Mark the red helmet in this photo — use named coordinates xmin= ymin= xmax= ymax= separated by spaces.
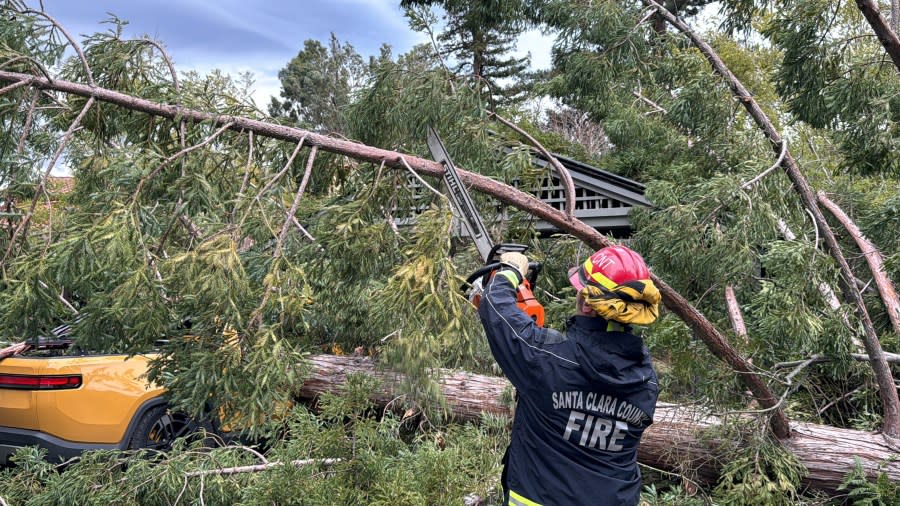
xmin=568 ymin=245 xmax=650 ymax=291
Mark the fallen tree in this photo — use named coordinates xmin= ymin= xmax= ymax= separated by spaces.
xmin=297 ymin=354 xmax=900 ymax=493
xmin=0 ymin=68 xmax=790 ymax=437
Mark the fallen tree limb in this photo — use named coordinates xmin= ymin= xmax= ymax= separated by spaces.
xmin=854 ymin=0 xmax=900 ymax=72
xmin=0 ymin=68 xmax=788 ymax=437
xmin=818 ymin=191 xmax=900 ymax=337
xmin=0 ymin=341 xmax=30 ymax=360
xmin=489 ymin=111 xmax=577 ymax=220
xmin=297 ymin=354 xmax=900 ymax=492
xmin=184 ymin=458 xmax=341 ymax=478
xmin=774 ymin=352 xmax=900 ymax=369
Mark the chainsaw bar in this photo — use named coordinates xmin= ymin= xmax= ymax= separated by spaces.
xmin=426 ymin=126 xmax=494 ymax=262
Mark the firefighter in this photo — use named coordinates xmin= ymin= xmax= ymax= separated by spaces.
xmin=478 ymin=245 xmax=661 ymax=506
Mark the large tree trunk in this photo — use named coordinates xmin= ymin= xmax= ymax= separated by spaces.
xmin=297 ymin=354 xmax=900 ymax=493
xmin=0 ymin=69 xmax=789 ymax=437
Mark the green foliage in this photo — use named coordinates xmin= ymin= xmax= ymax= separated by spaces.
xmin=3 ymin=1 xmax=900 ymax=501
xmin=0 ymin=384 xmax=508 ymax=505
xmin=713 ymin=428 xmax=807 ymax=505
xmin=836 ymin=457 xmax=900 ymax=506
xmin=765 ymin=0 xmax=900 ymax=175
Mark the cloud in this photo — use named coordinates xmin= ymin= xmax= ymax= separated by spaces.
xmin=34 ymin=1 xmax=544 ymax=108
xmin=514 ymin=29 xmax=555 ymax=70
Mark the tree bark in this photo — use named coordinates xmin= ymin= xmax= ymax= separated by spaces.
xmin=854 ymin=0 xmax=900 ymax=72
xmin=818 ymin=192 xmax=900 ymax=337
xmin=0 ymin=69 xmax=790 ymax=438
xmin=297 ymin=354 xmax=900 ymax=493
xmin=894 ymin=0 xmax=900 ymax=34
xmin=0 ymin=341 xmax=30 ymax=360
xmin=644 ymin=0 xmax=900 ymax=440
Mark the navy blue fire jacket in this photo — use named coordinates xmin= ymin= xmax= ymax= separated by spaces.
xmin=478 ymin=273 xmax=659 ymax=506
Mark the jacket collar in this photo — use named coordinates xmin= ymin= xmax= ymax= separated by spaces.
xmin=569 ymin=315 xmax=645 ymax=358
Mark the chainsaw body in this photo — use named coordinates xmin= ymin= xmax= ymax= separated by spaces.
xmin=465 ymin=244 xmax=545 ymax=327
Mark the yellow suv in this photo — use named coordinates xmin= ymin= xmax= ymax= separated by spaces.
xmin=0 ymin=335 xmax=204 ymax=464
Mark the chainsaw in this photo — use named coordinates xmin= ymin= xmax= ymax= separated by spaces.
xmin=426 ymin=126 xmax=545 ymax=327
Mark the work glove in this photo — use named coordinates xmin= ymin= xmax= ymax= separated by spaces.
xmin=498 ymin=252 xmax=529 ymax=287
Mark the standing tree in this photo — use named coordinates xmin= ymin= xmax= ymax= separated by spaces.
xmin=402 ymin=0 xmax=532 ymax=105
xmin=268 ymin=34 xmax=366 ymax=134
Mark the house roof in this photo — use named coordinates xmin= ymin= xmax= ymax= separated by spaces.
xmin=519 ymin=150 xmax=651 ymax=235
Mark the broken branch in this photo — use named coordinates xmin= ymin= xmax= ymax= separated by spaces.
xmin=489 ymin=111 xmax=577 ymax=220
xmin=724 ymin=285 xmax=749 ymax=346
xmin=184 ymin=458 xmax=341 ymax=478
xmin=818 ymin=191 xmax=900 ymax=336
xmin=275 ymin=146 xmax=318 ymax=255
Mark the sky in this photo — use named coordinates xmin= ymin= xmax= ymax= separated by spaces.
xmin=35 ymin=0 xmax=553 ymax=108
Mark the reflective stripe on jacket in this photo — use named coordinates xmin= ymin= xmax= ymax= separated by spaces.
xmin=478 ymin=275 xmax=659 ymax=506
xmin=509 ymin=489 xmax=542 ymax=505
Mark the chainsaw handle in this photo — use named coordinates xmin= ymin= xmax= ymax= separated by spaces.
xmin=463 ymin=262 xmax=501 ymax=292
xmin=462 ymin=261 xmax=541 ymax=292
xmin=526 ymin=261 xmax=541 ymax=287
